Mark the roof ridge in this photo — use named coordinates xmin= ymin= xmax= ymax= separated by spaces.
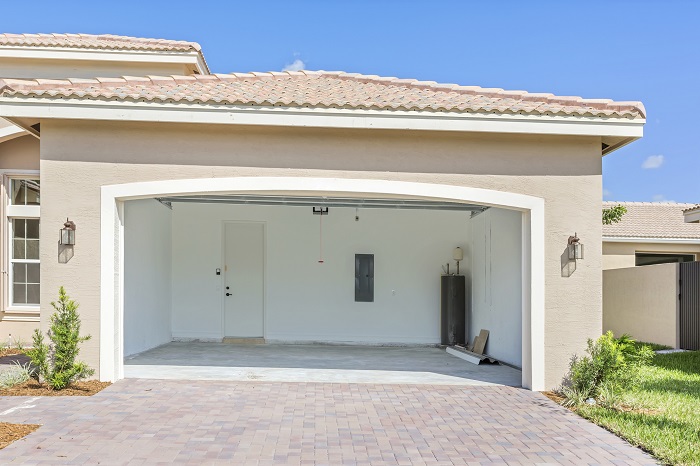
xmin=0 ymin=32 xmax=201 ymax=52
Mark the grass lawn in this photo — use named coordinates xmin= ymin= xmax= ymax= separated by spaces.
xmin=574 ymin=349 xmax=700 ymax=466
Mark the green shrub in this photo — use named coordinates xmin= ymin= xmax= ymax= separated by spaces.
xmin=560 ymin=332 xmax=653 ymax=406
xmin=26 ymin=287 xmax=94 ymax=390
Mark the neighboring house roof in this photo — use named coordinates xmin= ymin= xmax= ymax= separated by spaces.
xmin=0 ymin=71 xmax=645 ymax=118
xmin=0 ymin=33 xmax=201 ymax=53
xmin=683 ymin=204 xmax=700 ymax=223
xmin=603 ymin=201 xmax=700 ymax=240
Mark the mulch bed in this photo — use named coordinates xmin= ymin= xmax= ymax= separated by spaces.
xmin=542 ymin=390 xmax=659 ymax=415
xmin=0 ymin=423 xmax=40 ymax=449
xmin=0 ymin=380 xmax=111 ymax=397
xmin=0 ymin=349 xmax=26 ymax=359
xmin=542 ymin=390 xmax=567 ymax=405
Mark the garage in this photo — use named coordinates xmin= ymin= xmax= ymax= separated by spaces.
xmin=115 ymin=179 xmax=535 ymax=387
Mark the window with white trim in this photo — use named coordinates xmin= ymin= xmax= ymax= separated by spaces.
xmin=6 ymin=178 xmax=40 ymax=307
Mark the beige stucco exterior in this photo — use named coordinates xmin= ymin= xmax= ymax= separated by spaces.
xmin=603 ymin=241 xmax=700 ymax=270
xmin=35 ymin=119 xmax=604 ymax=389
xmin=603 ymin=263 xmax=679 ymax=348
xmin=0 ymin=135 xmax=40 ymax=344
xmin=0 ymin=134 xmax=39 ymax=170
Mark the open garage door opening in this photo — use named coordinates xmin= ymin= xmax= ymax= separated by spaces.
xmin=121 ymin=192 xmax=524 ymax=385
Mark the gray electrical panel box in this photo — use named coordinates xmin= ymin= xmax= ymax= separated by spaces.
xmin=355 ymin=254 xmax=374 ymax=302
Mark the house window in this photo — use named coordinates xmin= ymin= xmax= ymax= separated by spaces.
xmin=635 ymin=253 xmax=695 ymax=267
xmin=11 ymin=219 xmax=40 ymax=305
xmin=10 ymin=179 xmax=40 ymax=206
xmin=5 ymin=176 xmax=40 ymax=307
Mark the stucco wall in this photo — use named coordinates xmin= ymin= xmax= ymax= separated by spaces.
xmin=603 ymin=263 xmax=679 ymax=348
xmin=603 ymin=241 xmax=700 ymax=270
xmin=123 ymin=199 xmax=172 ymax=356
xmin=0 ymin=135 xmax=40 ymax=170
xmin=468 ymin=208 xmax=523 ymax=367
xmin=169 ymin=202 xmax=471 ymax=344
xmin=39 ymin=120 xmax=603 ymax=389
xmin=0 ymin=135 xmax=40 ymax=343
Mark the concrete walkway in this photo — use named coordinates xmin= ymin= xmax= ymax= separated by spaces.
xmin=124 ymin=343 xmax=522 ymax=386
xmin=0 ymin=379 xmax=655 ymax=465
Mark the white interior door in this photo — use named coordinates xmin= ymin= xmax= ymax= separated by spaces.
xmin=224 ymin=222 xmax=264 ymax=337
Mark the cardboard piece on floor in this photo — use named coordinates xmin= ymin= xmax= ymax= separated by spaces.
xmin=446 ymin=346 xmax=498 ymax=365
xmin=472 ymin=329 xmax=489 ymax=355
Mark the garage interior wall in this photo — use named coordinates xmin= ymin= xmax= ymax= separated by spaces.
xmin=124 ymin=199 xmax=172 ymax=356
xmin=169 ymin=202 xmax=475 ymax=344
xmin=468 ymin=208 xmax=523 ymax=367
xmin=123 ymin=198 xmax=524 ymax=360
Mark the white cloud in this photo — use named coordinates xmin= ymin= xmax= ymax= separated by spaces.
xmin=642 ymin=155 xmax=664 ymax=169
xmin=603 ymin=188 xmax=612 ymax=198
xmin=652 ymin=194 xmax=675 ymax=203
xmin=282 ymin=59 xmax=305 ymax=72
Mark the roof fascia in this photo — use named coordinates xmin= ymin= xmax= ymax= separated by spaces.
xmin=0 ymin=47 xmax=207 ymax=74
xmin=0 ymin=98 xmax=645 ymax=139
xmin=602 ymin=136 xmax=638 ymax=156
xmin=603 ymin=236 xmax=700 ymax=244
xmin=0 ymin=117 xmax=26 ymax=142
xmin=684 ymin=210 xmax=700 ymax=223
xmin=3 ymin=117 xmax=39 ymax=139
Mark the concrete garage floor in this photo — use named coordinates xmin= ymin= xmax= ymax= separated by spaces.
xmin=124 ymin=342 xmax=522 ymax=386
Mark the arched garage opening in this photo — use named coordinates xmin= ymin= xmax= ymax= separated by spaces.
xmin=100 ymin=178 xmax=544 ymax=390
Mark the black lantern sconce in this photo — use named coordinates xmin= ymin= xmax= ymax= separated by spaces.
xmin=567 ymin=233 xmax=583 ymax=261
xmin=60 ymin=218 xmax=76 ymax=246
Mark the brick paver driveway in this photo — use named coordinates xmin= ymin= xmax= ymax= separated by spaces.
xmin=0 ymin=379 xmax=655 ymax=465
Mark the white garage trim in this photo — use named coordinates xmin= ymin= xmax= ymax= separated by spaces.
xmin=100 ymin=177 xmax=546 ymax=390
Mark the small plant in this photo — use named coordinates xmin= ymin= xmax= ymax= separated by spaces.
xmin=0 ymin=362 xmax=32 ymax=389
xmin=26 ymin=287 xmax=94 ymax=390
xmin=12 ymin=336 xmax=25 ymax=352
xmin=560 ymin=385 xmax=589 ymax=408
xmin=559 ymin=332 xmax=653 ymax=407
xmin=596 ymin=381 xmax=623 ymax=409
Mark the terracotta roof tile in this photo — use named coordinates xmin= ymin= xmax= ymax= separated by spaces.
xmin=603 ymin=201 xmax=700 ymax=239
xmin=0 ymin=33 xmax=200 ymax=52
xmin=0 ymin=72 xmax=645 ymax=118
xmin=683 ymin=204 xmax=700 ymax=213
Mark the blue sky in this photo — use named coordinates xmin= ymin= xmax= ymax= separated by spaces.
xmin=2 ymin=1 xmax=698 ymax=203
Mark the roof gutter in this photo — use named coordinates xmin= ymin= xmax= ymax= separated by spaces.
xmin=0 ymin=46 xmax=209 ymax=75
xmin=603 ymin=236 xmax=700 ymax=244
xmin=0 ymin=98 xmax=645 ymax=141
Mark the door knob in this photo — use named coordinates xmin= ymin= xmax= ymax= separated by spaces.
xmin=225 ymin=292 xmax=232 ymax=296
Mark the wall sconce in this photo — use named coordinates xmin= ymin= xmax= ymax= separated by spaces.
xmin=60 ymin=218 xmax=76 ymax=245
xmin=453 ymin=247 xmax=464 ymax=274
xmin=567 ymin=233 xmax=583 ymax=260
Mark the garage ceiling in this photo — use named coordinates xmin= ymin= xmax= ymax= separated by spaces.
xmin=156 ymin=195 xmax=489 ymax=213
